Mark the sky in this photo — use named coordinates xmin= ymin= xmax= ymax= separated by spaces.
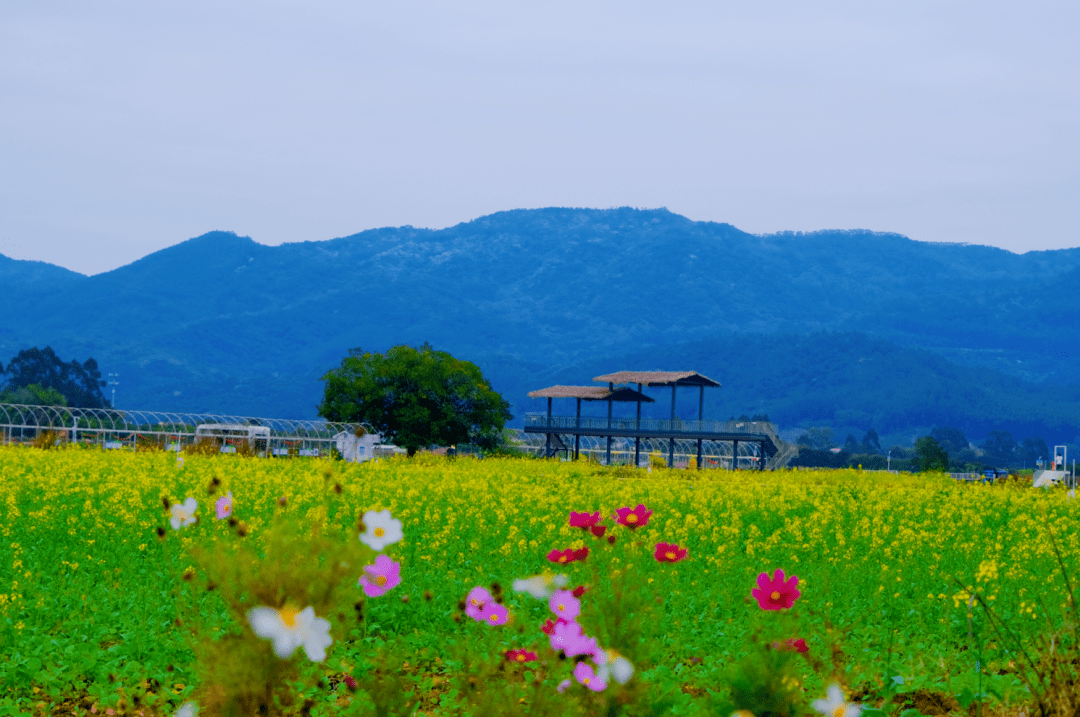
xmin=2 ymin=0 xmax=1078 ymax=276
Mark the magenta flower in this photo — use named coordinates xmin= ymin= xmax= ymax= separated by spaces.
xmin=215 ymin=492 xmax=234 ymax=520
xmin=613 ymin=504 xmax=652 ymax=529
xmin=358 ymin=555 xmax=401 ymax=598
xmin=505 ymin=648 xmax=538 ymax=663
xmin=549 ymin=590 xmax=581 ymax=621
xmin=569 ymin=511 xmax=601 ymax=529
xmin=465 ymin=586 xmax=492 ymax=621
xmin=480 ymin=601 xmax=509 ymax=626
xmin=574 ymin=662 xmax=607 ymax=692
xmin=654 ymin=542 xmax=688 ymax=563
xmin=752 ymin=568 xmax=801 ymax=610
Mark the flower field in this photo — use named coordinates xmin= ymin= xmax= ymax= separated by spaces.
xmin=1 ymin=446 xmax=1079 ymax=716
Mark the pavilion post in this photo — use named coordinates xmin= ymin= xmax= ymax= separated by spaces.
xmin=761 ymin=441 xmax=766 ymax=471
xmin=635 ymin=436 xmax=640 ymax=468
xmin=696 ymin=438 xmax=702 ymax=471
xmin=732 ymin=439 xmax=739 ymax=470
xmin=546 ymin=397 xmax=552 ymax=458
xmin=575 ymin=398 xmax=581 ymax=460
xmin=636 ymin=383 xmax=643 ymax=429
xmin=698 ymin=385 xmax=704 ymax=427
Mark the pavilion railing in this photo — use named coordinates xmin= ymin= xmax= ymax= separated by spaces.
xmin=524 ymin=414 xmax=777 ymax=436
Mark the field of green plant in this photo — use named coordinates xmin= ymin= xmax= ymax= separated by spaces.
xmin=1 ymin=446 xmax=1079 ymax=716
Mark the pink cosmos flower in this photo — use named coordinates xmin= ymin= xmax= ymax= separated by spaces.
xmin=569 ymin=511 xmax=601 ymax=529
xmin=549 ymin=620 xmax=587 ymax=653
xmin=480 ymin=602 xmax=509 ymax=626
xmin=752 ymin=569 xmax=801 ymax=610
xmin=590 ymin=524 xmax=607 ymax=538
xmin=505 ymin=648 xmax=538 ymax=663
xmin=613 ymin=504 xmax=652 ymax=529
xmin=557 ymin=679 xmax=572 ymax=693
xmin=573 ymin=547 xmax=589 ymax=561
xmin=654 ymin=542 xmax=688 ymax=563
xmin=358 ymin=555 xmax=401 ymax=598
xmin=572 ymin=585 xmax=588 ymax=598
xmin=465 ymin=586 xmax=492 ymax=621
xmin=549 ymin=590 xmax=581 ymax=621
xmin=215 ymin=491 xmax=234 ymax=520
xmin=574 ymin=662 xmax=607 ymax=692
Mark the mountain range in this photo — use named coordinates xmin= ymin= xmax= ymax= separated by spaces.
xmin=2 ymin=207 xmax=1078 ymax=447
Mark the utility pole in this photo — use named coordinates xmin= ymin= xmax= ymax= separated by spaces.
xmin=108 ymin=373 xmax=120 ymax=408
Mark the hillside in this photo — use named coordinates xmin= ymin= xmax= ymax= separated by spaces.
xmin=1 ymin=207 xmax=1078 ymax=444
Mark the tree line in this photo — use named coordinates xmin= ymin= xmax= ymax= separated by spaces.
xmin=792 ymin=424 xmax=1055 ymax=472
xmin=0 ymin=347 xmax=110 ymax=408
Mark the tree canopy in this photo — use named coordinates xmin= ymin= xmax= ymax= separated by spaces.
xmin=1 ymin=347 xmax=109 ymax=408
xmin=913 ymin=436 xmax=950 ymax=473
xmin=318 ymin=343 xmax=512 ymax=456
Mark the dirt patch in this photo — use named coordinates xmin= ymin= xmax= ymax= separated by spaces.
xmin=893 ymin=688 xmax=962 ymax=716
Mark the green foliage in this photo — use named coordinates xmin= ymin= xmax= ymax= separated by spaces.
xmin=912 ymin=436 xmax=949 ymax=473
xmin=0 ymin=383 xmax=67 ymax=406
xmin=318 ymin=343 xmax=512 ymax=456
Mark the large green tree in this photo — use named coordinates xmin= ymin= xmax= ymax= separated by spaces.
xmin=913 ymin=436 xmax=950 ymax=473
xmin=1 ymin=347 xmax=109 ymax=408
xmin=318 ymin=343 xmax=512 ymax=456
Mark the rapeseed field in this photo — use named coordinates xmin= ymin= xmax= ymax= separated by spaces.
xmin=1 ymin=446 xmax=1077 ymax=716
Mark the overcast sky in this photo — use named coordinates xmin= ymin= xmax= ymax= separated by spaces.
xmin=2 ymin=1 xmax=1077 ymax=275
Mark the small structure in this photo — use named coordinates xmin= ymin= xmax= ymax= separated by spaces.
xmin=525 ymin=370 xmax=783 ymax=470
xmin=332 ymin=428 xmax=381 ymax=462
xmin=526 ymin=385 xmax=654 ymax=462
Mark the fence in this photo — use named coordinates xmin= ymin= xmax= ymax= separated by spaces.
xmin=0 ymin=403 xmax=373 ymax=459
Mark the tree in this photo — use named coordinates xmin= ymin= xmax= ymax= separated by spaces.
xmin=930 ymin=426 xmax=968 ymax=456
xmin=1020 ymin=436 xmax=1050 ymax=468
xmin=842 ymin=434 xmax=860 ymax=454
xmin=1 ymin=347 xmax=109 ymax=408
xmin=861 ymin=428 xmax=882 ymax=454
xmin=981 ymin=430 xmax=1019 ymax=467
xmin=318 ymin=343 xmax=512 ymax=457
xmin=912 ymin=436 xmax=949 ymax=473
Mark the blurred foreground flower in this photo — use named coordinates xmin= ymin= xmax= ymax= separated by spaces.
xmin=359 ymin=509 xmax=403 ymax=551
xmin=513 ymin=572 xmax=568 ymax=599
xmin=480 ymin=602 xmax=509 ymax=625
xmin=175 ymin=702 xmax=197 ymax=717
xmin=214 ymin=492 xmax=233 ymax=520
xmin=170 ymin=498 xmax=198 ymax=530
xmin=465 ymin=586 xmax=492 ymax=620
xmin=654 ymin=542 xmax=688 ymax=563
xmin=358 ymin=555 xmax=401 ymax=597
xmin=574 ymin=662 xmax=607 ymax=692
xmin=812 ymin=683 xmax=861 ymax=717
xmin=569 ymin=510 xmax=601 ymax=529
xmin=247 ymin=605 xmax=333 ymax=661
xmin=613 ymin=504 xmax=652 ymax=529
xmin=549 ymin=589 xmax=581 ymax=621
xmin=506 ymin=648 xmax=538 ymax=663
xmin=752 ymin=568 xmax=800 ymax=610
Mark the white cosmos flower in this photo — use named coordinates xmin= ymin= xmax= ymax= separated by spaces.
xmin=170 ymin=497 xmax=198 ymax=530
xmin=512 ymin=573 xmax=568 ymax=599
xmin=595 ymin=650 xmax=634 ymax=685
xmin=175 ymin=702 xmax=198 ymax=717
xmin=359 ymin=509 xmax=403 ymax=551
xmin=247 ymin=605 xmax=333 ymax=661
xmin=812 ymin=684 xmax=861 ymax=717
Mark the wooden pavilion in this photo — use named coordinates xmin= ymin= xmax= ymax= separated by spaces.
xmin=525 ymin=370 xmax=779 ymax=469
